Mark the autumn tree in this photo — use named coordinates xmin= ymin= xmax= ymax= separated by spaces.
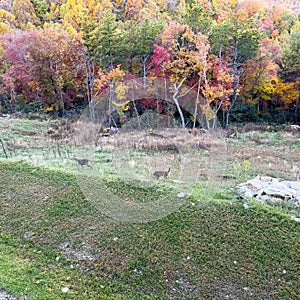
xmin=0 ymin=0 xmax=13 ymax=12
xmin=12 ymin=0 xmax=40 ymax=28
xmin=149 ymin=21 xmax=235 ymax=128
xmin=240 ymin=37 xmax=298 ymax=121
xmin=124 ymin=0 xmax=144 ymax=21
xmin=192 ymin=33 xmax=234 ymax=128
xmin=241 ymin=57 xmax=280 ymax=112
xmin=59 ymin=0 xmax=89 ymax=34
xmin=211 ymin=0 xmax=238 ymax=23
xmin=210 ymin=7 xmax=261 ymax=126
xmin=270 ymin=5 xmax=299 ymax=36
xmin=80 ymin=9 xmax=131 ymax=123
xmin=125 ymin=19 xmax=164 ymax=88
xmin=151 ymin=21 xmax=197 ymax=128
xmin=0 ymin=9 xmax=15 ymax=33
xmin=1 ymin=30 xmax=39 ymax=109
xmin=1 ymin=29 xmax=85 ymax=114
xmin=184 ymin=0 xmax=214 ymax=34
xmin=31 ymin=0 xmax=50 ymax=23
xmin=280 ymin=25 xmax=300 ymax=122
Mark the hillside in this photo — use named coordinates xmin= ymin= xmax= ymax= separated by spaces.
xmin=0 ymin=117 xmax=300 ymax=299
xmin=0 ymin=160 xmax=299 ymax=299
xmin=262 ymin=0 xmax=300 ymax=13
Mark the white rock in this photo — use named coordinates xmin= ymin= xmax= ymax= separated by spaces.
xmin=291 ymin=216 xmax=300 ymax=223
xmin=243 ymin=203 xmax=250 ymax=209
xmin=61 ymin=287 xmax=69 ymax=293
xmin=258 ymin=195 xmax=271 ymax=202
xmin=293 ymin=189 xmax=300 ymax=200
xmin=244 ymin=191 xmax=254 ymax=198
xmin=262 ymin=187 xmax=288 ymax=198
xmin=23 ymin=231 xmax=34 ymax=239
xmin=238 ymin=176 xmax=300 ymax=205
xmin=177 ymin=192 xmax=190 ymax=198
xmin=287 ymin=124 xmax=300 ymax=130
xmin=260 ymin=176 xmax=274 ymax=182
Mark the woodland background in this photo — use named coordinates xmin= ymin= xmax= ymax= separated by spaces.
xmin=0 ymin=0 xmax=299 ymax=127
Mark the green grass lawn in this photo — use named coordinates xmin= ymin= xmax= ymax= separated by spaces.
xmin=0 ymin=160 xmax=299 ymax=299
xmin=0 ymin=117 xmax=300 ymax=299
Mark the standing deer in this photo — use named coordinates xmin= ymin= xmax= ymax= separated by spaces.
xmin=71 ymin=157 xmax=92 ymax=168
xmin=153 ymin=167 xmax=171 ymax=179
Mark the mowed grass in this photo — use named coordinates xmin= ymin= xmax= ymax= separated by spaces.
xmin=0 ymin=160 xmax=299 ymax=299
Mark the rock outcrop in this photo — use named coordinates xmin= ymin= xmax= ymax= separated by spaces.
xmin=238 ymin=176 xmax=300 ymax=206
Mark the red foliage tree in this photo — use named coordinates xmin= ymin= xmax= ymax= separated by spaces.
xmin=1 ymin=28 xmax=85 ymax=114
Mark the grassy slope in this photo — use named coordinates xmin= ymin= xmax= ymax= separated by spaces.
xmin=0 ymin=160 xmax=299 ymax=299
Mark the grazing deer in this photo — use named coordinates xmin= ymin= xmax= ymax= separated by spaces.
xmin=153 ymin=167 xmax=171 ymax=179
xmin=72 ymin=157 xmax=92 ymax=168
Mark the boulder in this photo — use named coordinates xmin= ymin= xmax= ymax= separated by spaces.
xmin=293 ymin=189 xmax=300 ymax=201
xmin=238 ymin=176 xmax=300 ymax=206
xmin=281 ymin=181 xmax=300 ymax=190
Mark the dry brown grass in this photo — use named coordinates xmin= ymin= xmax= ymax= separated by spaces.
xmin=227 ymin=130 xmax=300 ymax=181
xmin=43 ymin=119 xmax=300 ymax=182
xmin=2 ymin=116 xmax=298 ymax=183
xmin=92 ymin=128 xmax=224 ymax=153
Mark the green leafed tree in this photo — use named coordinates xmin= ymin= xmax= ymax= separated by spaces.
xmin=31 ymin=0 xmax=49 ymax=23
xmin=281 ymin=25 xmax=300 ymax=79
xmin=126 ymin=19 xmax=165 ymax=87
xmin=84 ymin=10 xmax=127 ymax=70
xmin=184 ymin=0 xmax=214 ymax=35
xmin=210 ymin=10 xmax=262 ymax=126
xmin=281 ymin=25 xmax=300 ymax=122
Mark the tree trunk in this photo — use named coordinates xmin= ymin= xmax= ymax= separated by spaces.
xmin=225 ymin=91 xmax=238 ymax=128
xmin=49 ymin=60 xmax=65 ymax=117
xmin=109 ymin=49 xmax=113 ymax=71
xmin=130 ymin=80 xmax=141 ymax=129
xmin=56 ymin=76 xmax=65 ymax=117
xmin=294 ymin=91 xmax=300 ymax=124
xmin=142 ymin=56 xmax=149 ymax=90
xmin=225 ymin=44 xmax=243 ymax=128
xmin=50 ymin=77 xmax=59 ymax=115
xmin=225 ymin=109 xmax=230 ymax=129
xmin=172 ymin=82 xmax=185 ymax=128
xmin=108 ymin=81 xmax=113 ymax=128
xmin=193 ymin=77 xmax=201 ymax=129
xmin=85 ymin=53 xmax=96 ymax=123
xmin=9 ymin=88 xmax=15 ymax=113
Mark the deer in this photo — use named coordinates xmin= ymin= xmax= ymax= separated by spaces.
xmin=71 ymin=156 xmax=92 ymax=168
xmin=153 ymin=167 xmax=171 ymax=179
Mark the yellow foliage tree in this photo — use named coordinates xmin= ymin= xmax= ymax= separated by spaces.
xmin=274 ymin=80 xmax=299 ymax=109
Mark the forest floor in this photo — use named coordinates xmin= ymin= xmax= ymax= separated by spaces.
xmin=0 ymin=116 xmax=299 ymax=299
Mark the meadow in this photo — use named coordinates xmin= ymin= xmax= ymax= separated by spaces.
xmin=0 ymin=116 xmax=299 ymax=299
